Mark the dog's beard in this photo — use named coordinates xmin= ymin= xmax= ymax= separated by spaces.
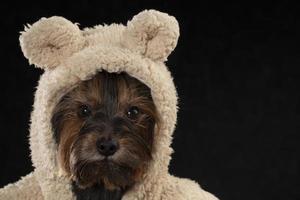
xmin=69 ymin=133 xmax=152 ymax=190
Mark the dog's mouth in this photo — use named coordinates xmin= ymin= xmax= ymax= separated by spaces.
xmin=71 ymin=155 xmax=138 ymax=190
xmin=94 ymin=157 xmax=121 ymax=170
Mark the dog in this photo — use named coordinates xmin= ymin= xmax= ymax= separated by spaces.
xmin=51 ymin=70 xmax=159 ymax=200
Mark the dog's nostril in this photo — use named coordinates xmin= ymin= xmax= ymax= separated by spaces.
xmin=99 ymin=144 xmax=105 ymax=151
xmin=96 ymin=139 xmax=118 ymax=156
xmin=109 ymin=146 xmax=115 ymax=151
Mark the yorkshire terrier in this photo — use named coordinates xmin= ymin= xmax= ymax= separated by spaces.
xmin=51 ymin=71 xmax=159 ymax=199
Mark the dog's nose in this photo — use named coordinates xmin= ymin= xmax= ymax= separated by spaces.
xmin=96 ymin=139 xmax=119 ymax=156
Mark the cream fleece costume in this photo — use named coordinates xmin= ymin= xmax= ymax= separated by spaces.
xmin=0 ymin=10 xmax=219 ymax=200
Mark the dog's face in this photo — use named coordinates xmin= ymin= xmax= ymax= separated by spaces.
xmin=51 ymin=71 xmax=158 ymax=190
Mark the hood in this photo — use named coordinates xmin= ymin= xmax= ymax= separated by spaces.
xmin=20 ymin=10 xmax=179 ymax=199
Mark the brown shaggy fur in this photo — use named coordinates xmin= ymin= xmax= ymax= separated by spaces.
xmin=51 ymin=71 xmax=159 ymax=191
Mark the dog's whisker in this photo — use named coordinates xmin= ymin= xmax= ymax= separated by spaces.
xmin=78 ymin=160 xmax=89 ymax=180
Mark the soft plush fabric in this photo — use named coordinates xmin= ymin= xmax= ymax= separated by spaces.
xmin=0 ymin=10 xmax=219 ymax=200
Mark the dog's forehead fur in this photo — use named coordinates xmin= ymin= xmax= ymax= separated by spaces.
xmin=0 ymin=9 xmax=218 ymax=200
xmin=68 ymin=72 xmax=152 ymax=111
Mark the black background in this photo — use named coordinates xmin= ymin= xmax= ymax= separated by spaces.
xmin=0 ymin=1 xmax=299 ymax=200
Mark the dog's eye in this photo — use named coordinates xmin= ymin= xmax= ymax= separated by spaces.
xmin=127 ymin=106 xmax=140 ymax=120
xmin=78 ymin=105 xmax=92 ymax=118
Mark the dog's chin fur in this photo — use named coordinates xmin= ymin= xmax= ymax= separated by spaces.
xmin=70 ymin=156 xmax=145 ymax=190
xmin=51 ymin=71 xmax=159 ymax=192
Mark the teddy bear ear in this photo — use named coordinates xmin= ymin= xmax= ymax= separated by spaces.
xmin=123 ymin=10 xmax=180 ymax=62
xmin=19 ymin=16 xmax=86 ymax=70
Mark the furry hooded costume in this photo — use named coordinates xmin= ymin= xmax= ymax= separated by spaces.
xmin=0 ymin=10 xmax=219 ymax=200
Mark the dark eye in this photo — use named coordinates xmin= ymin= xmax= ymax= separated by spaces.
xmin=126 ymin=106 xmax=140 ymax=120
xmin=78 ymin=104 xmax=92 ymax=118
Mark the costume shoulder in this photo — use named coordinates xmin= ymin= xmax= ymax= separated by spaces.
xmin=0 ymin=171 xmax=43 ymax=200
xmin=161 ymin=175 xmax=219 ymax=200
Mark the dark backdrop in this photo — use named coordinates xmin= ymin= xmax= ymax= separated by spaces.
xmin=0 ymin=1 xmax=299 ymax=200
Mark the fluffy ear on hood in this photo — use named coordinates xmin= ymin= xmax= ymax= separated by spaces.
xmin=123 ymin=10 xmax=180 ymax=62
xmin=19 ymin=16 xmax=86 ymax=70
